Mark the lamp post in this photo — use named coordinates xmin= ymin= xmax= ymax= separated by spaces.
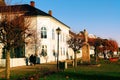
xmin=56 ymin=27 xmax=61 ymax=70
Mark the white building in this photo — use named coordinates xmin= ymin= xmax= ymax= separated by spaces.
xmin=0 ymin=1 xmax=70 ymax=67
xmin=24 ymin=2 xmax=70 ymax=63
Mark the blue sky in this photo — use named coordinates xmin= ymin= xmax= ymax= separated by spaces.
xmin=9 ymin=0 xmax=120 ymax=46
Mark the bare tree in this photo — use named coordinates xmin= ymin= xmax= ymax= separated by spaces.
xmin=67 ymin=34 xmax=83 ymax=68
xmin=0 ymin=5 xmax=32 ymax=80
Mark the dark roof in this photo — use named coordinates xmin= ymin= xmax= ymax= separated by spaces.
xmin=0 ymin=4 xmax=49 ymax=16
xmin=0 ymin=4 xmax=70 ymax=28
xmin=69 ymin=30 xmax=76 ymax=36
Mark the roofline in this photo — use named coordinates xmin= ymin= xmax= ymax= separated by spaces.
xmin=23 ymin=4 xmax=70 ymax=28
xmin=26 ymin=15 xmax=70 ymax=29
xmin=50 ymin=16 xmax=70 ymax=29
xmin=0 ymin=4 xmax=71 ymax=29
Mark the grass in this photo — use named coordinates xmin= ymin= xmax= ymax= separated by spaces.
xmin=0 ymin=64 xmax=57 ymax=80
xmin=40 ymin=59 xmax=120 ymax=80
xmin=41 ymin=71 xmax=120 ymax=80
xmin=0 ymin=59 xmax=120 ymax=80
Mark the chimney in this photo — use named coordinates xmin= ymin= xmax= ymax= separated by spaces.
xmin=48 ymin=10 xmax=52 ymax=16
xmin=30 ymin=1 xmax=35 ymax=7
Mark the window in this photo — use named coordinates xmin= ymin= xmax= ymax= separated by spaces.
xmin=52 ymin=29 xmax=55 ymax=40
xmin=41 ymin=27 xmax=47 ymax=38
xmin=63 ymin=48 xmax=65 ymax=55
xmin=61 ymin=47 xmax=62 ymax=55
xmin=63 ymin=34 xmax=64 ymax=42
xmin=53 ymin=46 xmax=56 ymax=56
xmin=41 ymin=45 xmax=47 ymax=57
xmin=60 ymin=34 xmax=62 ymax=42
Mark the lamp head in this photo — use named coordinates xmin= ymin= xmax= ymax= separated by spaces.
xmin=56 ymin=27 xmax=61 ymax=34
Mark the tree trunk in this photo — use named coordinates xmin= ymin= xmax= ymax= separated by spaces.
xmin=6 ymin=50 xmax=10 ymax=80
xmin=94 ymin=47 xmax=98 ymax=62
xmin=74 ymin=52 xmax=77 ymax=68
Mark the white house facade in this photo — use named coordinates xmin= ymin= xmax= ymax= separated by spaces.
xmin=25 ymin=15 xmax=70 ymax=63
xmin=0 ymin=1 xmax=70 ymax=67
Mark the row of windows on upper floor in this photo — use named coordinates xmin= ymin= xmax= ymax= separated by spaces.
xmin=41 ymin=27 xmax=68 ymax=42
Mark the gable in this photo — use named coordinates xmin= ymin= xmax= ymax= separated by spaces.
xmin=0 ymin=4 xmax=70 ymax=29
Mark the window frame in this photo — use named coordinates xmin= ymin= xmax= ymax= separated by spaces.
xmin=41 ymin=27 xmax=47 ymax=39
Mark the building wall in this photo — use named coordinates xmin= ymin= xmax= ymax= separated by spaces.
xmin=0 ymin=58 xmax=26 ymax=67
xmin=25 ymin=16 xmax=37 ymax=57
xmin=0 ymin=15 xmax=70 ymax=67
xmin=25 ymin=16 xmax=70 ymax=63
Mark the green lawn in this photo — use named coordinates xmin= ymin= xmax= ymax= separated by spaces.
xmin=0 ymin=59 xmax=120 ymax=80
xmin=40 ymin=60 xmax=120 ymax=80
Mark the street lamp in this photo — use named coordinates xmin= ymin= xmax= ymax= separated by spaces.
xmin=56 ymin=27 xmax=61 ymax=70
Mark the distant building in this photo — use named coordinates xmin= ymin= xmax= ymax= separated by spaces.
xmin=69 ymin=30 xmax=95 ymax=59
xmin=88 ymin=34 xmax=96 ymax=38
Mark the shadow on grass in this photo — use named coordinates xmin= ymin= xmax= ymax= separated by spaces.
xmin=52 ymin=71 xmax=120 ymax=80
